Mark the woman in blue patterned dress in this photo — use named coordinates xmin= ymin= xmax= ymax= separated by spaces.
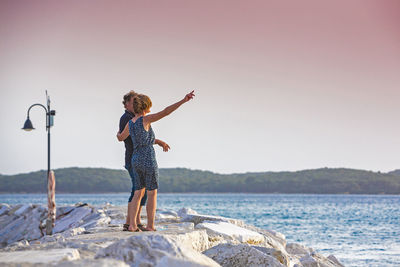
xmin=117 ymin=90 xmax=195 ymax=231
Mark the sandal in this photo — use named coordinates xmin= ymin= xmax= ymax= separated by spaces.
xmin=142 ymin=228 xmax=157 ymax=232
xmin=128 ymin=227 xmax=141 ymax=232
xmin=137 ymin=224 xmax=146 ymax=231
xmin=124 ymin=223 xmax=146 ymax=231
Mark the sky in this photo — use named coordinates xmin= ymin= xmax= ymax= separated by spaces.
xmin=1 ymin=0 xmax=399 ymax=175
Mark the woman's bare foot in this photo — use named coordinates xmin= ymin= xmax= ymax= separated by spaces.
xmin=143 ymin=227 xmax=157 ymax=231
xmin=128 ymin=225 xmax=141 ymax=232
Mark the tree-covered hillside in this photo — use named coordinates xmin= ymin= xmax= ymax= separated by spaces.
xmin=389 ymin=169 xmax=400 ymax=176
xmin=0 ymin=167 xmax=399 ymax=194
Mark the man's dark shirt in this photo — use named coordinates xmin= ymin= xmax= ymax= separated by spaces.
xmin=119 ymin=110 xmax=134 ymax=170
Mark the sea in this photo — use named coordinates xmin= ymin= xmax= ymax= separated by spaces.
xmin=1 ymin=193 xmax=399 ymax=267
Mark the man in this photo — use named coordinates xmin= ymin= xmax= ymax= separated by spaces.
xmin=119 ymin=91 xmax=169 ymax=231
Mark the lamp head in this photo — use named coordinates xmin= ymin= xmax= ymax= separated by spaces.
xmin=22 ymin=117 xmax=35 ymax=131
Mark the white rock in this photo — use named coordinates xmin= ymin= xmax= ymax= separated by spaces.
xmin=105 ymin=210 xmax=126 ymax=220
xmin=204 ymin=243 xmax=285 ymax=267
xmin=109 ymin=219 xmax=125 ymax=226
xmin=0 ymin=204 xmax=343 ymax=267
xmin=79 ymin=212 xmax=111 ymax=229
xmin=168 ymin=229 xmax=210 ymax=252
xmin=13 ymin=204 xmax=33 ymax=216
xmin=156 ymin=212 xmax=178 ymax=220
xmin=0 ymin=204 xmax=10 ymax=216
xmin=162 ymin=222 xmax=195 ymax=231
xmin=0 ymin=206 xmax=45 ymax=245
xmin=158 ymin=209 xmax=179 ymax=217
xmin=61 ymin=227 xmax=86 ymax=238
xmin=7 ymin=204 xmax=22 ymax=215
xmin=252 ymin=246 xmax=291 ymax=266
xmin=0 ymin=216 xmax=29 ymax=245
xmin=56 ymin=258 xmax=130 ymax=267
xmin=53 ymin=206 xmax=93 ymax=233
xmin=156 ymin=255 xmax=217 ymax=267
xmin=177 ymin=207 xmax=198 ymax=217
xmin=8 ymin=239 xmax=30 ymax=248
xmin=243 ymin=224 xmax=287 ymax=251
xmin=299 ymin=254 xmax=319 ymax=267
xmin=0 ymin=248 xmax=80 ymax=263
xmin=40 ymin=234 xmax=66 ymax=243
xmin=196 ymin=221 xmax=264 ymax=244
xmin=57 ymin=206 xmax=75 ymax=217
xmin=266 ymin=229 xmax=286 ymax=241
xmin=327 ymin=255 xmax=345 ymax=267
xmin=299 ymin=253 xmax=342 ymax=267
xmin=96 ymin=233 xmax=219 ymax=267
xmin=286 ymin=243 xmax=314 ymax=257
xmin=182 ymin=213 xmax=245 ymax=227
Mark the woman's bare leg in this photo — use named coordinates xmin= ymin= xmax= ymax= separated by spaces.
xmin=126 ymin=202 xmax=132 ymax=225
xmin=145 ymin=189 xmax=157 ymax=231
xmin=128 ymin=188 xmax=145 ymax=231
xmin=127 ymin=202 xmax=142 ymax=225
xmin=136 ymin=206 xmax=143 ymax=225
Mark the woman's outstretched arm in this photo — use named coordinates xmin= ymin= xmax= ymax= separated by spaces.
xmin=143 ymin=90 xmax=195 ymax=125
xmin=116 ymin=122 xmax=130 ymax=141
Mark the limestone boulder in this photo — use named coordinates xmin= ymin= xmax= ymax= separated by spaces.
xmin=158 ymin=209 xmax=179 ymax=218
xmin=195 ymin=221 xmax=264 ymax=245
xmin=243 ymin=224 xmax=287 ymax=251
xmin=204 ymin=243 xmax=285 ymax=267
xmin=156 ymin=210 xmax=180 ymax=224
xmin=327 ymin=255 xmax=345 ymax=267
xmin=182 ymin=213 xmax=245 ymax=227
xmin=0 ymin=205 xmax=46 ymax=246
xmin=13 ymin=204 xmax=33 ymax=216
xmin=96 ymin=233 xmax=219 ymax=267
xmin=56 ymin=258 xmax=129 ymax=267
xmin=40 ymin=227 xmax=86 ymax=244
xmin=179 ymin=208 xmax=244 ymax=227
xmin=0 ymin=248 xmax=80 ymax=264
xmin=167 ymin=229 xmax=210 ymax=252
xmin=286 ymin=243 xmax=314 ymax=257
xmin=6 ymin=239 xmax=30 ymax=251
xmin=0 ymin=204 xmax=10 ymax=216
xmin=52 ymin=206 xmax=93 ymax=233
xmin=177 ymin=207 xmax=198 ymax=217
xmin=161 ymin=222 xmax=195 ymax=231
xmin=298 ymin=252 xmax=345 ymax=267
xmin=79 ymin=210 xmax=111 ymax=229
xmin=0 ymin=204 xmax=114 ymax=247
xmin=252 ymin=246 xmax=291 ymax=266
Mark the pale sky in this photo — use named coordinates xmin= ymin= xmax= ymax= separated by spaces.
xmin=1 ymin=0 xmax=399 ymax=175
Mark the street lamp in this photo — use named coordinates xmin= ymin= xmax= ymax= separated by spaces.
xmin=22 ymin=91 xmax=56 ymax=235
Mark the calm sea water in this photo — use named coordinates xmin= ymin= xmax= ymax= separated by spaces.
xmin=1 ymin=193 xmax=399 ymax=267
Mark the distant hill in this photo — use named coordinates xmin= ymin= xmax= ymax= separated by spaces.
xmin=0 ymin=167 xmax=400 ymax=194
xmin=388 ymin=169 xmax=400 ymax=176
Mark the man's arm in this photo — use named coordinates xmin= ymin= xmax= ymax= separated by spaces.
xmin=154 ymin=139 xmax=170 ymax=152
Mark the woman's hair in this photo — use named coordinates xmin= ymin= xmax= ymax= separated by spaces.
xmin=133 ymin=94 xmax=152 ymax=114
xmin=122 ymin=90 xmax=138 ymax=107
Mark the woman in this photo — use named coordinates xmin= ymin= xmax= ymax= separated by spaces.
xmin=118 ymin=90 xmax=170 ymax=231
xmin=117 ymin=90 xmax=195 ymax=231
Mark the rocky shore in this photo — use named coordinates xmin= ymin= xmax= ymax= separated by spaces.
xmin=0 ymin=203 xmax=345 ymax=266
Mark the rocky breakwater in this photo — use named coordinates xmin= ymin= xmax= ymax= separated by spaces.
xmin=0 ymin=203 xmax=345 ymax=267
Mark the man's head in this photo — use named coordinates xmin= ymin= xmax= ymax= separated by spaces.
xmin=122 ymin=90 xmax=138 ymax=113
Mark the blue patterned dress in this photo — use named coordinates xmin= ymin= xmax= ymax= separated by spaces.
xmin=128 ymin=116 xmax=159 ymax=190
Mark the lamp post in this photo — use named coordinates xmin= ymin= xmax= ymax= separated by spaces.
xmin=22 ymin=91 xmax=56 ymax=235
